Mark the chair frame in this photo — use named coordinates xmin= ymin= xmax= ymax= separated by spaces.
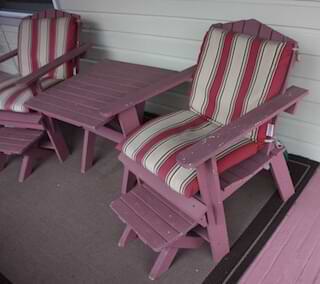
xmin=0 ymin=9 xmax=90 ymax=162
xmin=109 ymin=19 xmax=308 ymax=280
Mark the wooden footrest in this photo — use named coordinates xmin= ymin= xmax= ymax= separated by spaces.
xmin=0 ymin=127 xmax=44 ymax=155
xmin=111 ymin=184 xmax=199 ymax=252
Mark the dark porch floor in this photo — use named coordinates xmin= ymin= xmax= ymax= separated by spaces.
xmin=0 ymin=125 xmax=278 ymax=284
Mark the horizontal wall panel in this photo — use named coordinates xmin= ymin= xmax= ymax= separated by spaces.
xmin=81 ymin=29 xmax=201 ymax=60
xmin=77 ymin=12 xmax=320 ymax=56
xmin=276 ymin=117 xmax=320 ymax=145
xmin=85 ymin=46 xmax=194 ymax=70
xmin=277 ymin=135 xmax=320 ymax=162
xmin=288 ymin=76 xmax=320 ymax=104
xmin=60 ymin=0 xmax=320 ymax=29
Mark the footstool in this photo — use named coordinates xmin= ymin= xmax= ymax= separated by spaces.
xmin=0 ymin=127 xmax=45 ymax=182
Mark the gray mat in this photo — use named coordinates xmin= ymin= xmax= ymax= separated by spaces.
xmin=0 ymin=125 xmax=276 ymax=284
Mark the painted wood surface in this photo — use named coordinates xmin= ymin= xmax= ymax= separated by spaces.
xmin=26 ymin=59 xmax=176 ymax=129
xmin=50 ymin=0 xmax=320 ymax=162
xmin=0 ymin=127 xmax=43 ymax=155
xmin=240 ymin=168 xmax=320 ymax=284
xmin=111 ymin=184 xmax=198 ymax=252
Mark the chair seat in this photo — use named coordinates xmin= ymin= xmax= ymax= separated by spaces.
xmin=121 ymin=110 xmax=259 ymax=197
xmin=0 ymin=74 xmax=62 ymax=113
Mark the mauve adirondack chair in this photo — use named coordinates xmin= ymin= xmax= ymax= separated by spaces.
xmin=0 ymin=10 xmax=90 ymax=162
xmin=110 ymin=19 xmax=308 ymax=280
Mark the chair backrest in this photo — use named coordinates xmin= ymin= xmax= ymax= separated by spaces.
xmin=17 ymin=9 xmax=81 ymax=80
xmin=189 ymin=19 xmax=297 ymax=144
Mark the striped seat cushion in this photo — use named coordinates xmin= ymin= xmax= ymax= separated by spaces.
xmin=18 ymin=16 xmax=77 ymax=80
xmin=189 ymin=26 xmax=294 ymax=143
xmin=122 ymin=110 xmax=259 ymax=197
xmin=0 ymin=75 xmax=61 ymax=113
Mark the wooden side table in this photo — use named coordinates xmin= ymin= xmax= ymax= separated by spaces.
xmin=25 ymin=60 xmax=178 ymax=173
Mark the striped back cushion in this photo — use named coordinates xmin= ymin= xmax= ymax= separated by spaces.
xmin=18 ymin=16 xmax=77 ymax=80
xmin=189 ymin=26 xmax=294 ymax=142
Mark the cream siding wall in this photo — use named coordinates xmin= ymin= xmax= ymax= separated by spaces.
xmin=0 ymin=23 xmax=19 ymax=74
xmin=1 ymin=0 xmax=320 ymax=161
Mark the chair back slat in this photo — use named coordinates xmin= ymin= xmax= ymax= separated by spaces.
xmin=242 ymin=19 xmax=262 ymax=36
xmin=232 ymin=20 xmax=246 ymax=33
xmin=215 ymin=19 xmax=296 ymax=45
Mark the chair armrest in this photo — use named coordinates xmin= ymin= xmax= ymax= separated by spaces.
xmin=177 ymin=86 xmax=308 ymax=169
xmin=15 ymin=43 xmax=91 ymax=88
xmin=99 ymin=65 xmax=196 ymax=117
xmin=0 ymin=49 xmax=18 ymax=63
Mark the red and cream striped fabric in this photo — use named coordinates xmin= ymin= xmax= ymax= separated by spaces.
xmin=17 ymin=16 xmax=77 ymax=80
xmin=122 ymin=110 xmax=259 ymax=197
xmin=121 ymin=26 xmax=294 ymax=197
xmin=189 ymin=26 xmax=294 ymax=143
xmin=0 ymin=75 xmax=61 ymax=113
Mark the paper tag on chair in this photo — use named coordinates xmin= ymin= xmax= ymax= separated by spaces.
xmin=265 ymin=123 xmax=275 ymax=143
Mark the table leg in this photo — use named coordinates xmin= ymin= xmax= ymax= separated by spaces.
xmin=44 ymin=117 xmax=69 ymax=162
xmin=0 ymin=153 xmax=7 ymax=171
xmin=136 ymin=102 xmax=145 ymax=123
xmin=19 ymin=153 xmax=34 ymax=182
xmin=81 ymin=130 xmax=96 ymax=174
xmin=118 ymin=107 xmax=141 ymax=137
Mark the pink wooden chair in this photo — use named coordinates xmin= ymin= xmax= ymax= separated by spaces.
xmin=0 ymin=10 xmax=90 ymax=162
xmin=110 ymin=19 xmax=308 ymax=280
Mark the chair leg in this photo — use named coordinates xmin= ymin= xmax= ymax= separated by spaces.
xmin=44 ymin=117 xmax=69 ymax=162
xmin=19 ymin=154 xmax=34 ymax=182
xmin=197 ymin=160 xmax=230 ymax=263
xmin=81 ymin=130 xmax=96 ymax=174
xmin=118 ymin=225 xmax=137 ymax=247
xmin=270 ymin=152 xmax=295 ymax=202
xmin=0 ymin=153 xmax=7 ymax=171
xmin=121 ymin=167 xmax=137 ymax=194
xmin=149 ymin=247 xmax=179 ymax=280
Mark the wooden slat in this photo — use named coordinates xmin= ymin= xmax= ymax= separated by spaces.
xmin=111 ymin=199 xmax=166 ymax=251
xmin=133 ymin=186 xmax=194 ymax=231
xmin=0 ymin=127 xmax=43 ymax=154
xmin=84 ymin=73 xmax=146 ymax=88
xmin=35 ymin=95 xmax=102 ymax=117
xmin=26 ymin=99 xmax=104 ymax=129
xmin=0 ymin=128 xmax=43 ymax=139
xmin=0 ymin=111 xmax=42 ymax=125
xmin=0 ymin=143 xmax=22 ymax=154
xmin=232 ymin=20 xmax=245 ymax=33
xmin=120 ymin=193 xmax=179 ymax=241
xmin=111 ymin=184 xmax=199 ymax=252
xmin=44 ymin=91 xmax=104 ymax=110
xmin=75 ymin=76 xmax=140 ymax=93
xmin=243 ymin=19 xmax=261 ymax=37
xmin=48 ymin=85 xmax=118 ymax=102
xmin=259 ymin=24 xmax=273 ymax=40
xmin=0 ymin=137 xmax=35 ymax=146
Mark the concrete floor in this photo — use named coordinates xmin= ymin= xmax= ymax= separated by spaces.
xmin=0 ymin=125 xmax=277 ymax=284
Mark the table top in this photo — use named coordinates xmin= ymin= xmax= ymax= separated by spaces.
xmin=25 ymin=60 xmax=176 ymax=130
